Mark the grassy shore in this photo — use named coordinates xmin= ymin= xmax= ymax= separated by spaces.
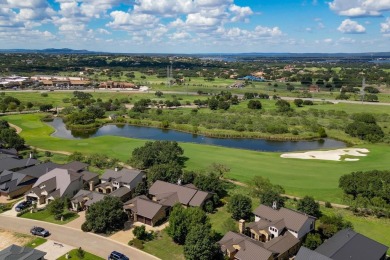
xmin=3 ymin=113 xmax=390 ymax=203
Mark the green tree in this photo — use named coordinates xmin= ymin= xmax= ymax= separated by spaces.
xmin=228 ymin=194 xmax=252 ymax=220
xmin=249 ymin=176 xmax=285 ymax=198
xmin=194 ymin=172 xmax=225 ymax=197
xmin=0 ymin=128 xmax=25 ymax=149
xmin=275 ymin=99 xmax=292 ymax=113
xmin=133 ymin=225 xmax=148 ymax=240
xmin=247 ymin=100 xmax=262 ymax=109
xmin=184 ymin=224 xmax=218 ymax=260
xmin=208 ymin=98 xmax=218 ymax=110
xmin=303 ymin=233 xmax=322 ymax=250
xmin=129 ymin=141 xmax=184 ymax=169
xmin=297 ymin=196 xmax=321 ymax=218
xmin=85 ymin=196 xmax=127 ymax=234
xmin=68 ymin=151 xmax=85 ymax=162
xmin=39 ymin=104 xmax=53 ymax=112
xmin=293 ymin=99 xmax=304 ymax=107
xmin=148 ymin=162 xmax=183 ymax=184
xmin=260 ymin=190 xmax=285 ymax=209
xmin=318 ymin=214 xmax=353 ymax=239
xmin=47 ymin=198 xmax=65 ymax=220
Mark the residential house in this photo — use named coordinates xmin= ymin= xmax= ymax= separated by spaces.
xmin=0 ymin=170 xmax=36 ymax=199
xmin=71 ymin=190 xmax=106 ymax=211
xmin=26 ymin=168 xmax=83 ymax=205
xmin=123 ymin=180 xmax=212 ymax=226
xmin=296 ymin=228 xmax=389 ymax=260
xmin=252 ymin=204 xmax=316 ymax=239
xmin=123 ymin=195 xmax=168 ymax=226
xmin=0 ymin=157 xmax=39 ymax=172
xmin=95 ymin=168 xmax=145 ymax=201
xmin=218 ymin=204 xmax=316 ymax=260
xmin=0 ymin=148 xmax=18 ymax=159
xmin=149 ymin=180 xmax=213 ymax=208
xmin=0 ymin=244 xmax=46 ymax=260
xmin=219 ymin=231 xmax=296 ymax=260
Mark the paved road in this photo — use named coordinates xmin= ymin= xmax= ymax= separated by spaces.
xmin=0 ymin=215 xmax=159 ymax=260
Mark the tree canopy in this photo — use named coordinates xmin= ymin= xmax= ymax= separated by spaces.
xmin=129 ymin=141 xmax=184 ymax=169
xmin=297 ymin=196 xmax=321 ymax=218
xmin=228 ymin=194 xmax=253 ymax=220
xmin=85 ymin=196 xmax=127 ymax=234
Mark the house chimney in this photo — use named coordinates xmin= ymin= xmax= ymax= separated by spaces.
xmin=272 ymin=201 xmax=277 ymax=210
xmin=115 ymin=167 xmax=118 ymax=172
xmin=177 ymin=178 xmax=182 ymax=186
xmin=29 ymin=152 xmax=33 ymax=159
xmin=239 ymin=219 xmax=245 ymax=234
xmin=89 ymin=180 xmax=95 ymax=191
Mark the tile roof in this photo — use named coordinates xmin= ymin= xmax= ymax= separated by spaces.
xmin=253 ymin=204 xmax=315 ymax=232
xmin=124 ymin=195 xmax=165 ymax=220
xmin=315 ymin=228 xmax=389 ymax=260
xmin=0 ymin=244 xmax=46 ymax=260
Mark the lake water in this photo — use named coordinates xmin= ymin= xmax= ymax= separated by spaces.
xmin=47 ymin=118 xmax=347 ymax=152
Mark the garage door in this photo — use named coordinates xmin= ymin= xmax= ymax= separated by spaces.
xmin=137 ymin=215 xmax=145 ymax=223
xmin=145 ymin=218 xmax=152 ymax=226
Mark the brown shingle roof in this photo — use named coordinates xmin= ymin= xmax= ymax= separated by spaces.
xmin=263 ymin=232 xmax=300 ymax=254
xmin=149 ymin=180 xmax=211 ymax=207
xmin=253 ymin=204 xmax=315 ymax=232
xmin=124 ymin=196 xmax=165 ymax=220
xmin=219 ymin=232 xmax=274 ymax=260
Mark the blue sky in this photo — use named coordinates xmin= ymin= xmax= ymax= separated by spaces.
xmin=0 ymin=0 xmax=390 ymax=53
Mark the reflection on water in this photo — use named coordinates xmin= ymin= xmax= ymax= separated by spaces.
xmin=47 ymin=118 xmax=347 ymax=152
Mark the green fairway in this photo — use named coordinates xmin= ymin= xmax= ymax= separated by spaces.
xmin=3 ymin=113 xmax=390 ymax=203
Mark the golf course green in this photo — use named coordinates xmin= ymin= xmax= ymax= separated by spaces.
xmin=4 ymin=113 xmax=389 ymax=204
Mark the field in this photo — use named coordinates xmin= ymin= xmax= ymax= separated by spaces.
xmin=3 ymin=113 xmax=390 ymax=204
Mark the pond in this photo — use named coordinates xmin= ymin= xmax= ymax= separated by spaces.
xmin=47 ymin=118 xmax=347 ymax=152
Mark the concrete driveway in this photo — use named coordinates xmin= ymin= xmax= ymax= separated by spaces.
xmin=64 ymin=211 xmax=85 ymax=229
xmin=35 ymin=240 xmax=74 ymax=260
xmin=0 ymin=215 xmax=159 ymax=260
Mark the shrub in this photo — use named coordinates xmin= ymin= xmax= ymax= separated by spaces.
xmin=81 ymin=221 xmax=92 ymax=232
xmin=40 ymin=93 xmax=48 ymax=97
xmin=325 ymin=201 xmax=332 ymax=208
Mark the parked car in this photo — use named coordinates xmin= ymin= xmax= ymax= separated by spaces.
xmin=30 ymin=226 xmax=50 ymax=237
xmin=108 ymin=251 xmax=129 ymax=260
xmin=15 ymin=200 xmax=32 ymax=212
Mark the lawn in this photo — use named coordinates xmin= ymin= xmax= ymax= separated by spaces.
xmin=4 ymin=113 xmax=390 ymax=203
xmin=320 ymin=206 xmax=390 ymax=255
xmin=24 ymin=237 xmax=47 ymax=248
xmin=57 ymin=249 xmax=104 ymax=260
xmin=20 ymin=209 xmax=79 ymax=225
xmin=142 ymin=229 xmax=184 ymax=260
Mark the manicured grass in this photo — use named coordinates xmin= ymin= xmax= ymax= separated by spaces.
xmin=57 ymin=249 xmax=104 ymax=260
xmin=4 ymin=113 xmax=390 ymax=203
xmin=143 ymin=229 xmax=184 ymax=260
xmin=24 ymin=237 xmax=47 ymax=248
xmin=320 ymin=206 xmax=390 ymax=254
xmin=20 ymin=209 xmax=79 ymax=225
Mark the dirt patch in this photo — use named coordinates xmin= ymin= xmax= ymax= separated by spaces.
xmin=0 ymin=229 xmax=32 ymax=250
xmin=8 ymin=123 xmax=22 ymax=134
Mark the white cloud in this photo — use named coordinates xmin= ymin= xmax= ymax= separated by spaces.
xmin=338 ymin=37 xmax=356 ymax=44
xmin=170 ymin=31 xmax=191 ymax=40
xmin=107 ymin=11 xmax=159 ymax=30
xmin=329 ymin=0 xmax=390 ymax=17
xmin=338 ymin=19 xmax=366 ymax=33
xmin=381 ymin=17 xmax=390 ymax=33
xmin=229 ymin=4 xmax=253 ymax=22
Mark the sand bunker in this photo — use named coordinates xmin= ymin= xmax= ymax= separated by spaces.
xmin=281 ymin=148 xmax=369 ymax=161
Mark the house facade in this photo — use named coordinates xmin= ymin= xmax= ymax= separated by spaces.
xmin=26 ymin=168 xmax=83 ymax=205
xmin=124 ymin=195 xmax=168 ymax=226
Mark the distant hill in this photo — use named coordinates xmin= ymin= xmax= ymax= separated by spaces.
xmin=0 ymin=48 xmax=390 ymax=58
xmin=0 ymin=48 xmax=105 ymax=54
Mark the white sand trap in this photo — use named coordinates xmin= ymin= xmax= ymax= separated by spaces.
xmin=281 ymin=148 xmax=369 ymax=161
